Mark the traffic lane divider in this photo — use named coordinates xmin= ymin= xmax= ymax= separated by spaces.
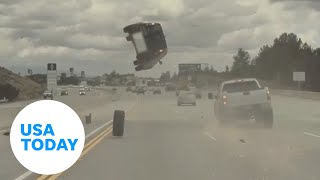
xmin=37 ymin=126 xmax=113 ymax=180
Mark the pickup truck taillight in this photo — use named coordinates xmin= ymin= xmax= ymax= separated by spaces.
xmin=266 ymin=90 xmax=271 ymax=100
xmin=222 ymin=95 xmax=227 ymax=105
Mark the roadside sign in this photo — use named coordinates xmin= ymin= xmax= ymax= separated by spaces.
xmin=178 ymin=64 xmax=201 ymax=74
xmin=293 ymin=72 xmax=305 ymax=82
xmin=47 ymin=63 xmax=57 ymax=71
xmin=47 ymin=63 xmax=57 ymax=92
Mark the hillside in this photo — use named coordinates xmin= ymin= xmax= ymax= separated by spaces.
xmin=0 ymin=66 xmax=43 ymax=100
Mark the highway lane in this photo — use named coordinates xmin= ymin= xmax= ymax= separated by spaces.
xmin=55 ymin=90 xmax=320 ymax=180
xmin=0 ymin=87 xmax=137 ymax=180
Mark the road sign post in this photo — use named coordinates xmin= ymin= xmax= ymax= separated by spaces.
xmin=47 ymin=63 xmax=57 ymax=94
xmin=293 ymin=72 xmax=305 ymax=90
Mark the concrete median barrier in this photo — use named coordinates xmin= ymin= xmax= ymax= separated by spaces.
xmin=271 ymin=89 xmax=320 ymax=100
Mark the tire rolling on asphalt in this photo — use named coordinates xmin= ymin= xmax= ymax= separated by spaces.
xmin=113 ymin=110 xmax=125 ymax=136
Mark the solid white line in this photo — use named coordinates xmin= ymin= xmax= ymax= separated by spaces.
xmin=85 ymin=120 xmax=113 ymax=139
xmin=304 ymin=132 xmax=320 ymax=138
xmin=204 ymin=132 xmax=217 ymax=141
xmin=0 ymin=129 xmax=9 ymax=133
xmin=14 ymin=101 xmax=137 ymax=180
xmin=13 ymin=171 xmax=33 ymax=180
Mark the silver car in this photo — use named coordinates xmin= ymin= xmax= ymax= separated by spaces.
xmin=177 ymin=91 xmax=196 ymax=106
xmin=79 ymin=88 xmax=86 ymax=95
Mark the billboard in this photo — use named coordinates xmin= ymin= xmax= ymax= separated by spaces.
xmin=47 ymin=63 xmax=57 ymax=92
xmin=47 ymin=63 xmax=57 ymax=71
xmin=178 ymin=64 xmax=201 ymax=74
xmin=293 ymin=72 xmax=305 ymax=82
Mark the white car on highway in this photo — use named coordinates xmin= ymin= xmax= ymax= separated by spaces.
xmin=177 ymin=90 xmax=196 ymax=106
xmin=0 ymin=97 xmax=9 ymax=103
xmin=79 ymin=88 xmax=86 ymax=95
xmin=214 ymin=78 xmax=273 ymax=128
xmin=43 ymin=90 xmax=52 ymax=99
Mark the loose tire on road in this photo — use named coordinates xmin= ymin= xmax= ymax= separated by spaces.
xmin=256 ymin=107 xmax=273 ymax=128
xmin=113 ymin=110 xmax=125 ymax=136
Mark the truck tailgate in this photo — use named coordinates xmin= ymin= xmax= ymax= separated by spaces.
xmin=224 ymin=89 xmax=268 ymax=106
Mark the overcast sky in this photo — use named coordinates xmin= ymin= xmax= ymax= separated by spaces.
xmin=0 ymin=0 xmax=319 ymax=77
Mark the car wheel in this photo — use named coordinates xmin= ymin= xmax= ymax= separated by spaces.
xmin=256 ymin=107 xmax=273 ymax=128
xmin=113 ymin=110 xmax=125 ymax=137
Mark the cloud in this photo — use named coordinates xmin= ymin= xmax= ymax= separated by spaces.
xmin=0 ymin=0 xmax=319 ymax=77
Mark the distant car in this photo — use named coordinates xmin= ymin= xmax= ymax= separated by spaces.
xmin=84 ymin=87 xmax=91 ymax=91
xmin=79 ymin=88 xmax=86 ymax=95
xmin=60 ymin=89 xmax=68 ymax=96
xmin=136 ymin=87 xmax=146 ymax=94
xmin=0 ymin=97 xmax=9 ymax=103
xmin=132 ymin=86 xmax=139 ymax=93
xmin=176 ymin=86 xmax=190 ymax=96
xmin=194 ymin=89 xmax=202 ymax=99
xmin=208 ymin=92 xmax=214 ymax=99
xmin=43 ymin=90 xmax=53 ymax=99
xmin=165 ymin=84 xmax=176 ymax=91
xmin=177 ymin=91 xmax=196 ymax=106
xmin=126 ymin=86 xmax=132 ymax=92
xmin=153 ymin=88 xmax=161 ymax=94
xmin=214 ymin=78 xmax=273 ymax=128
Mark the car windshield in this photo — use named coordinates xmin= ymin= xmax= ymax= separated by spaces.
xmin=181 ymin=91 xmax=193 ymax=95
xmin=1 ymin=1 xmax=320 ymax=180
xmin=223 ymin=81 xmax=260 ymax=93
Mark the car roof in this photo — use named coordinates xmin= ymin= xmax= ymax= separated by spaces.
xmin=180 ymin=90 xmax=192 ymax=93
xmin=222 ymin=78 xmax=257 ymax=85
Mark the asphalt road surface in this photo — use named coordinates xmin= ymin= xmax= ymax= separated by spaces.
xmin=0 ymin=87 xmax=135 ymax=180
xmin=1 ymin=88 xmax=320 ymax=180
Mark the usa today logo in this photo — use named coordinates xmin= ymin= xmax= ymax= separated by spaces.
xmin=10 ymin=100 xmax=85 ymax=175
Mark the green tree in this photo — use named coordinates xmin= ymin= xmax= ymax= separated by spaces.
xmin=160 ymin=71 xmax=170 ymax=83
xmin=231 ymin=48 xmax=250 ymax=77
xmin=254 ymin=33 xmax=306 ymax=83
xmin=225 ymin=65 xmax=229 ymax=73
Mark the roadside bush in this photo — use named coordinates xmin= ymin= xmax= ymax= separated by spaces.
xmin=0 ymin=83 xmax=20 ymax=101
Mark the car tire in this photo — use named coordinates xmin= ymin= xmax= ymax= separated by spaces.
xmin=256 ymin=107 xmax=273 ymax=128
xmin=113 ymin=110 xmax=125 ymax=137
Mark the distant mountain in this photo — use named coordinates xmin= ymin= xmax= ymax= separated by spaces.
xmin=0 ymin=66 xmax=43 ymax=100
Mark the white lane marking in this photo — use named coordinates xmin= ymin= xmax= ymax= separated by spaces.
xmin=304 ymin=132 xmax=320 ymax=138
xmin=204 ymin=132 xmax=217 ymax=141
xmin=14 ymin=100 xmax=138 ymax=180
xmin=85 ymin=120 xmax=112 ymax=138
xmin=13 ymin=171 xmax=33 ymax=180
xmin=0 ymin=129 xmax=9 ymax=133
